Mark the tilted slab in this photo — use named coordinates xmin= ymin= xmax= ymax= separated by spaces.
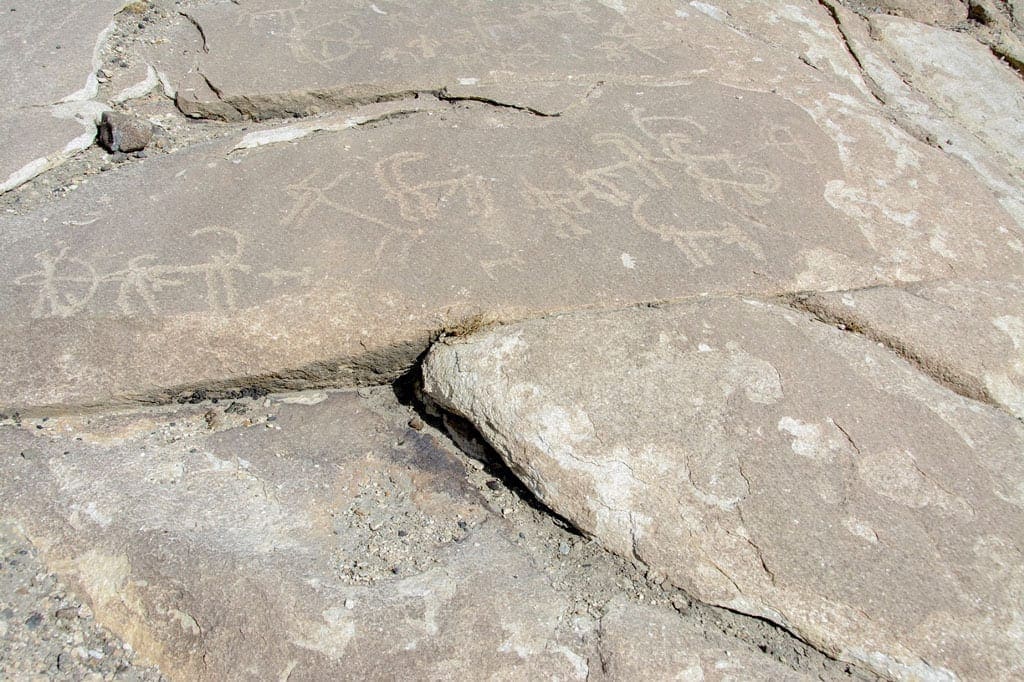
xmin=1 ymin=78 xmax=1018 ymax=412
xmin=422 ymin=298 xmax=1024 ymax=680
xmin=812 ymin=1 xmax=1024 ymax=228
xmin=798 ymin=280 xmax=1024 ymax=419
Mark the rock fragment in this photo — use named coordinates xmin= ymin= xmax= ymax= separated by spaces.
xmin=97 ymin=111 xmax=152 ymax=153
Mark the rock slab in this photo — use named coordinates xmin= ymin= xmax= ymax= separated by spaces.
xmin=2 ymin=77 xmax=1018 ymax=412
xmin=423 ymin=298 xmax=1024 ymax=681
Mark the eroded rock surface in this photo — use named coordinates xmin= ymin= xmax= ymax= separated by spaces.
xmin=870 ymin=14 xmax=1024 ymax=173
xmin=423 ymin=299 xmax=1024 ymax=680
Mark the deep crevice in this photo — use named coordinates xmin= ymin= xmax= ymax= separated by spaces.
xmin=391 ymin=358 xmax=580 ymax=530
xmin=434 ymin=88 xmax=559 ymax=117
xmin=3 ymin=284 xmax=919 ymax=418
xmin=0 ymin=297 xmax=884 ymax=678
xmin=177 ymin=85 xmax=562 ymax=123
xmin=179 ymin=11 xmax=209 ymax=53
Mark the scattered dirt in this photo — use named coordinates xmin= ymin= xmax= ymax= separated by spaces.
xmin=0 ymin=523 xmax=164 ymax=681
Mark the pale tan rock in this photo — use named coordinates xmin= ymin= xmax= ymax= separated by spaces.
xmin=866 ymin=0 xmax=966 ymax=24
xmin=815 ymin=1 xmax=1024 ymax=228
xmin=870 ymin=14 xmax=1024 ymax=174
xmin=422 ymin=298 xmax=1024 ymax=681
xmin=991 ymin=30 xmax=1024 ymax=73
xmin=797 ymin=280 xmax=1024 ymax=419
xmin=0 ymin=387 xmax=821 ymax=679
xmin=1012 ymin=0 xmax=1024 ymax=25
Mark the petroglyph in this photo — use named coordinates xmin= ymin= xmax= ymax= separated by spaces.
xmin=593 ymin=21 xmax=668 ymax=64
xmin=760 ymin=122 xmax=818 ymax=166
xmin=631 ymin=197 xmax=765 ymax=268
xmin=283 ymin=169 xmax=401 ymax=234
xmin=13 ymin=228 xmax=310 ymax=318
xmin=375 ymin=152 xmax=495 ymax=223
xmin=233 ymin=2 xmax=369 ymax=66
xmin=521 ymin=107 xmax=784 ymax=260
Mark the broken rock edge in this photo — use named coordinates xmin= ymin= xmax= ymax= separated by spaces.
xmin=176 ymin=81 xmax=571 ymax=121
xmin=5 ymin=278 xmax=1011 ymax=420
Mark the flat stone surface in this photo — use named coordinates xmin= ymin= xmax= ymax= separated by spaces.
xmin=422 ymin=298 xmax=1024 ymax=681
xmin=0 ymin=0 xmax=118 ymax=107
xmin=799 ymin=280 xmax=1024 ymax=419
xmin=0 ymin=391 xmax=570 ymax=679
xmin=0 ymin=388 xmax=804 ymax=680
xmin=1 ymin=75 xmax=1018 ymax=412
xmin=149 ymin=0 xmax=746 ymax=119
xmin=0 ymin=0 xmax=122 ymax=193
xmin=0 ymin=108 xmax=97 ymax=195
